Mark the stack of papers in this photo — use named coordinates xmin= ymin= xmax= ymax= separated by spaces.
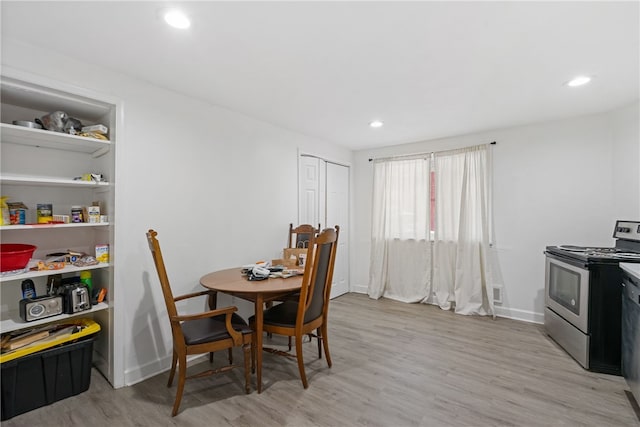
xmin=269 ymin=269 xmax=304 ymax=279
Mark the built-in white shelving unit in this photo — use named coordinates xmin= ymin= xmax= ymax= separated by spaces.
xmin=0 ymin=263 xmax=110 ymax=283
xmin=0 ymin=223 xmax=110 ymax=231
xmin=0 ymin=73 xmax=119 ymax=386
xmin=1 ymin=303 xmax=109 ymax=332
xmin=0 ymin=174 xmax=111 ymax=188
xmin=0 ymin=122 xmax=110 ymax=154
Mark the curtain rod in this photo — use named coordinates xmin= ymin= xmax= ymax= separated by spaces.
xmin=368 ymin=141 xmax=496 ymax=162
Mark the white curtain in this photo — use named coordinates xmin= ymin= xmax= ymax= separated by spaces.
xmin=432 ymin=145 xmax=494 ymax=315
xmin=368 ymin=144 xmax=494 ymax=316
xmin=368 ymin=157 xmax=431 ymax=302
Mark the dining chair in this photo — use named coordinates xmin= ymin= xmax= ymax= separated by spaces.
xmin=288 ymin=223 xmax=321 ymax=249
xmin=146 ymin=229 xmax=252 ymax=416
xmin=280 ymin=223 xmax=320 ymax=348
xmin=252 ymin=225 xmax=340 ymax=389
xmin=266 ymin=223 xmax=321 ymax=324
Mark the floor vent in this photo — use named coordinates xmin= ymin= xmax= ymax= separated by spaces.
xmin=493 ymin=286 xmax=503 ymax=304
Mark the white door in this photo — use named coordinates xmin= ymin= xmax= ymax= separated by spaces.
xmin=298 ymin=155 xmax=349 ymax=299
xmin=326 ymin=162 xmax=349 ymax=298
xmin=298 ymin=156 xmax=322 ymax=227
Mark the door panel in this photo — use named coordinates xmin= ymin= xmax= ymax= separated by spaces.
xmin=298 ymin=156 xmax=349 ymax=299
xmin=299 ymin=156 xmax=321 ymax=226
xmin=326 ymin=162 xmax=349 ymax=299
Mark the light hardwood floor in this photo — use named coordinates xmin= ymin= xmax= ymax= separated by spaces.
xmin=3 ymin=293 xmax=639 ymax=426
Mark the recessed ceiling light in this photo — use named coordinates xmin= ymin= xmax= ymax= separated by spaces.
xmin=566 ymin=75 xmax=591 ymax=87
xmin=163 ymin=9 xmax=191 ymax=29
xmin=369 ymin=120 xmax=384 ymax=128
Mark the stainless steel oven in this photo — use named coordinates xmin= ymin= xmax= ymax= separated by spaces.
xmin=545 ymin=256 xmax=589 ymax=333
xmin=544 ymin=254 xmax=591 ymax=368
xmin=544 ymin=220 xmax=640 ymax=375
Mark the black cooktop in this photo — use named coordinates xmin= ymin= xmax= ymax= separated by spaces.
xmin=546 ymin=245 xmax=640 ymax=263
xmin=546 ymin=221 xmax=640 ymax=264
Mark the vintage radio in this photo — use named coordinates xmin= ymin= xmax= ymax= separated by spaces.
xmin=19 ymin=295 xmax=64 ymax=322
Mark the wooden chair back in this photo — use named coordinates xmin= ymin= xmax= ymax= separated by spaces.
xmin=297 ymin=226 xmax=340 ymax=325
xmin=288 ymin=223 xmax=321 ymax=249
xmin=147 ymin=229 xmax=182 ymax=340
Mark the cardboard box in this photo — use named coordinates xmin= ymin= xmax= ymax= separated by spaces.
xmin=95 ymin=244 xmax=109 ymax=263
xmin=87 ymin=206 xmax=100 ymax=223
xmin=272 ymin=258 xmax=297 ymax=268
xmin=283 ymin=248 xmax=308 ymax=267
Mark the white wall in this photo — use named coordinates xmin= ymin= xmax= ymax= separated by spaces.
xmin=1 ymin=38 xmax=352 ymax=386
xmin=610 ymin=102 xmax=640 ymax=218
xmin=3 ymin=35 xmax=638 ymax=387
xmin=352 ymin=103 xmax=640 ymax=323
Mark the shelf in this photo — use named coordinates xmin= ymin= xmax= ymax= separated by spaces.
xmin=1 ymin=72 xmax=119 ymax=385
xmin=0 ymin=123 xmax=110 ymax=155
xmin=0 ymin=302 xmax=108 ymax=334
xmin=1 ymin=75 xmax=113 ymax=122
xmin=0 ymin=174 xmax=110 ymax=188
xmin=0 ymin=263 xmax=110 ymax=283
xmin=1 ymin=222 xmax=110 ymax=231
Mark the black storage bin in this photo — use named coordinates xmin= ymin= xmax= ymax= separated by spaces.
xmin=1 ymin=337 xmax=95 ymax=421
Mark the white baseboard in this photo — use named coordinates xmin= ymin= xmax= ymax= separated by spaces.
xmin=124 ymin=353 xmax=207 ymax=386
xmin=493 ymin=306 xmax=544 ymax=324
xmin=349 ymin=283 xmax=543 ymax=324
xmin=350 ymin=284 xmax=368 ymax=294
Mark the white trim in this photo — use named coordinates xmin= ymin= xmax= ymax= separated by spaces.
xmin=298 ymin=151 xmax=353 ymax=169
xmin=351 ymin=284 xmax=369 ymax=294
xmin=124 ymin=354 xmax=207 ymax=386
xmin=493 ymin=306 xmax=544 ymax=324
xmin=1 ymin=65 xmax=121 ymax=106
xmin=349 ymin=286 xmax=544 ymax=324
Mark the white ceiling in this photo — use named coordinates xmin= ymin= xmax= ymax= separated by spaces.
xmin=2 ymin=1 xmax=639 ymax=151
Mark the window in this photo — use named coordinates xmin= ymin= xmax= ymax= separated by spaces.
xmin=369 ymin=144 xmax=495 ymax=316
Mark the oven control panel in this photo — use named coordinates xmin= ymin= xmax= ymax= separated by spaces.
xmin=613 ymin=220 xmax=640 ymax=241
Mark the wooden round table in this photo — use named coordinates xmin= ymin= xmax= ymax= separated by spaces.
xmin=199 ymin=267 xmax=303 ymax=393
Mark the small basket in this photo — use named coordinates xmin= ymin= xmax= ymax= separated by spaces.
xmin=0 ymin=244 xmax=37 ymax=272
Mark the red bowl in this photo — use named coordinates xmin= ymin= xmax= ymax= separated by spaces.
xmin=0 ymin=244 xmax=37 ymax=272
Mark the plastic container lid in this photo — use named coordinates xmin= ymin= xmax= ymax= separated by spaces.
xmin=1 ymin=318 xmax=101 ymax=363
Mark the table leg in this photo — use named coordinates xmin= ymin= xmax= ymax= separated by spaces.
xmin=207 ymin=291 xmax=217 ymax=310
xmin=255 ymin=293 xmax=264 ymax=393
xmin=207 ymin=291 xmax=219 ymax=364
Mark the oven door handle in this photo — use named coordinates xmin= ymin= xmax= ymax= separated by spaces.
xmin=544 ymin=251 xmax=589 ymax=269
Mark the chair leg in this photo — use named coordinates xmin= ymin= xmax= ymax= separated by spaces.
xmin=167 ymin=350 xmax=178 ymax=387
xmin=316 ymin=327 xmax=322 ymax=359
xmin=172 ymin=354 xmax=187 ymax=417
xmin=295 ymin=334 xmax=309 ymax=389
xmin=209 ymin=352 xmax=214 ymax=363
xmin=243 ymin=342 xmax=251 ymax=394
xmin=290 ymin=334 xmax=314 ymax=352
xmin=265 ymin=302 xmax=273 ymax=338
xmin=228 ymin=348 xmax=233 ymax=365
xmin=321 ymin=322 xmax=332 ymax=368
xmin=251 ymin=329 xmax=256 ymax=374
